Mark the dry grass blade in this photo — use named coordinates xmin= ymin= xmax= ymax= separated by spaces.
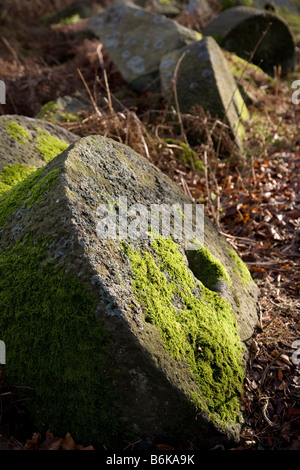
xmin=77 ymin=68 xmax=102 ymax=117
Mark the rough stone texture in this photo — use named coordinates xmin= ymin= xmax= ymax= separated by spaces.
xmin=203 ymin=6 xmax=296 ymax=75
xmin=185 ymin=0 xmax=215 ymax=20
xmin=135 ymin=0 xmax=187 ymax=17
xmin=86 ymin=1 xmax=202 ymax=90
xmin=135 ymin=0 xmax=215 ymax=19
xmin=0 ymin=114 xmax=78 ymax=173
xmin=0 ymin=134 xmax=259 ymax=448
xmin=135 ymin=0 xmax=216 ymax=19
xmin=159 ymin=37 xmax=249 ymax=152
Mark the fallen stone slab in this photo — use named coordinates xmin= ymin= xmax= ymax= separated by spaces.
xmin=0 ymin=134 xmax=259 ymax=449
xmin=0 ymin=115 xmax=78 ymax=195
xmin=203 ymin=6 xmax=296 ymax=75
xmin=86 ymin=1 xmax=202 ymax=90
xmin=160 ymin=37 xmax=249 ymax=153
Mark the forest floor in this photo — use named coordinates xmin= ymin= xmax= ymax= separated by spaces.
xmin=0 ymin=0 xmax=299 ymax=451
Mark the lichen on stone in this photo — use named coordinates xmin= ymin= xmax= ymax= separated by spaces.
xmin=122 ymin=236 xmax=245 ymax=425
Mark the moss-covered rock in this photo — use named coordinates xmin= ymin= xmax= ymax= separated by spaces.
xmin=203 ymin=6 xmax=296 ymax=76
xmin=41 ymin=1 xmax=94 ymax=26
xmin=160 ymin=37 xmax=249 ymax=154
xmin=35 ymin=95 xmax=91 ymax=124
xmin=0 ymin=134 xmax=259 ymax=448
xmin=0 ymin=115 xmax=78 ymax=176
xmin=86 ymin=2 xmax=202 ymax=90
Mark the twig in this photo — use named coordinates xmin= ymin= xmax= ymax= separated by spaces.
xmin=77 ymin=68 xmax=102 ymax=117
xmin=1 ymin=36 xmax=20 ymax=65
xmin=97 ymin=44 xmax=114 ymax=115
xmin=260 ymin=351 xmax=286 ymax=387
xmin=172 ymin=52 xmax=187 ymax=142
xmin=123 ymin=438 xmax=142 ymax=451
xmin=204 ymin=150 xmax=217 ymax=225
xmin=259 ymin=397 xmax=277 ymax=427
xmin=131 ymin=112 xmax=151 ymax=160
xmin=180 ymin=176 xmax=193 ymax=200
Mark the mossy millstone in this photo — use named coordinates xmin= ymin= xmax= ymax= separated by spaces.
xmin=0 ymin=114 xmax=78 ymax=174
xmin=203 ymin=6 xmax=296 ymax=76
xmin=0 ymin=135 xmax=259 ymax=448
xmin=160 ymin=37 xmax=249 ymax=154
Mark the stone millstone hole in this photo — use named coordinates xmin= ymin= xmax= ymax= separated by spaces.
xmin=185 ymin=248 xmax=225 ymax=293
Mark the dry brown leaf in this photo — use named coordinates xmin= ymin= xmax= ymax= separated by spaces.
xmin=155 ymin=444 xmax=175 ymax=450
xmin=60 ymin=432 xmax=76 ymax=451
xmin=38 ymin=432 xmax=62 ymax=451
xmin=76 ymin=445 xmax=95 ymax=450
xmin=25 ymin=432 xmax=42 ymax=450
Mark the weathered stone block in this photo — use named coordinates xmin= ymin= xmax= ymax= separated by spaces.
xmin=0 ymin=115 xmax=78 ymax=196
xmin=0 ymin=133 xmax=259 ymax=448
xmin=159 ymin=37 xmax=249 ymax=153
xmin=86 ymin=1 xmax=202 ymax=90
xmin=203 ymin=6 xmax=296 ymax=75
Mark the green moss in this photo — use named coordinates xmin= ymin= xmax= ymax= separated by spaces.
xmin=0 ymin=235 xmax=118 ymax=445
xmin=0 ymin=182 xmax=11 ymax=197
xmin=227 ymin=54 xmax=263 ymax=80
xmin=163 ymin=138 xmax=204 ymax=171
xmin=222 ymin=0 xmax=252 ymax=9
xmin=36 ymin=101 xmax=59 ymax=122
xmin=186 ymin=241 xmax=232 ymax=290
xmin=5 ymin=120 xmax=31 ymax=144
xmin=157 ymin=0 xmax=172 ymax=4
xmin=35 ymin=127 xmax=69 ymax=163
xmin=227 ymin=247 xmax=252 ymax=288
xmin=59 ymin=13 xmax=81 ymax=24
xmin=36 ymin=102 xmax=82 ymax=124
xmin=233 ymin=87 xmax=250 ymax=122
xmin=60 ymin=112 xmax=82 ymax=123
xmin=0 ymin=168 xmax=60 ymax=229
xmin=26 ymin=168 xmax=60 ymax=207
xmin=0 ymin=164 xmax=36 ymax=187
xmin=123 ymin=237 xmax=245 ymax=425
xmin=226 ymin=52 xmax=274 ymax=85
